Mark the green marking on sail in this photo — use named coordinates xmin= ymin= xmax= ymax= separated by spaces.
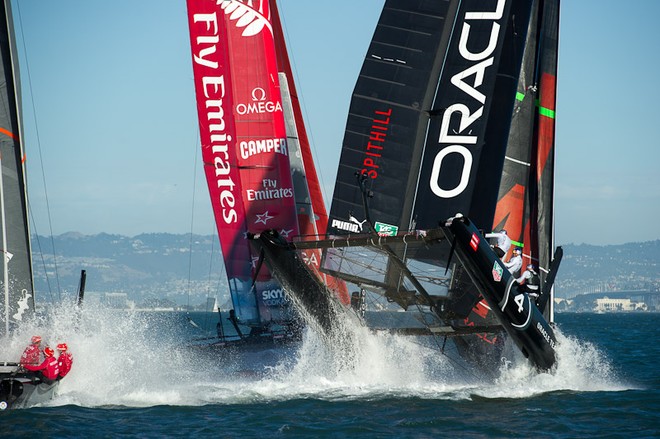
xmin=516 ymin=92 xmax=525 ymax=102
xmin=538 ymin=106 xmax=555 ymax=119
xmin=511 ymin=239 xmax=524 ymax=248
xmin=533 ymin=98 xmax=556 ymax=119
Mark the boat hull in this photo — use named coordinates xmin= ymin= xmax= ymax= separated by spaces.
xmin=443 ymin=215 xmax=557 ymax=370
xmin=0 ymin=371 xmax=58 ymax=410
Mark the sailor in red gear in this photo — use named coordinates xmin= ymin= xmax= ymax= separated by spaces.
xmin=20 ymin=335 xmax=43 ymax=371
xmin=32 ymin=346 xmax=60 ymax=382
xmin=56 ymin=343 xmax=73 ymax=379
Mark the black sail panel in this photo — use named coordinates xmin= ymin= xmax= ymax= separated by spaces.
xmin=328 ymin=0 xmax=454 ymax=236
xmin=0 ymin=0 xmax=34 ymax=335
xmin=533 ymin=0 xmax=560 ymax=319
xmin=414 ymin=0 xmax=534 ymax=231
xmin=492 ymin=0 xmax=540 ymax=259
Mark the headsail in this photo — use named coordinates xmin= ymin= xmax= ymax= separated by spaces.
xmin=0 ymin=0 xmax=34 ymax=336
xmin=532 ymin=0 xmax=560 ymax=321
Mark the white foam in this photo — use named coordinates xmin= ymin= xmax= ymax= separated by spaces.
xmin=4 ymin=303 xmax=634 ymax=407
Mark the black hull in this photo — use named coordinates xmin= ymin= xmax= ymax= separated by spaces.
xmin=0 ymin=371 xmax=58 ymax=410
xmin=442 ymin=215 xmax=557 ymax=370
xmin=249 ymin=230 xmax=347 ymax=337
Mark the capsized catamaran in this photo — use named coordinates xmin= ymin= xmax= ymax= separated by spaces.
xmin=251 ymin=0 xmax=562 ymax=371
xmin=0 ymin=0 xmax=58 ymax=410
xmin=186 ymin=0 xmax=348 ymax=346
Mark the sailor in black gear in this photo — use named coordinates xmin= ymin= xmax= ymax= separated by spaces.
xmin=517 ymin=264 xmax=540 ymax=304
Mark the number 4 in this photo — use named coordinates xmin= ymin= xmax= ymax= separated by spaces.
xmin=514 ymin=294 xmax=525 ymax=313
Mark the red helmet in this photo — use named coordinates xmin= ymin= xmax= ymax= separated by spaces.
xmin=31 ymin=335 xmax=42 ymax=344
xmin=57 ymin=343 xmax=68 ymax=351
xmin=44 ymin=347 xmax=55 ymax=357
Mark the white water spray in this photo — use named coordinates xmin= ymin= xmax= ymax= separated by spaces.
xmin=1 ymin=302 xmax=634 ymax=408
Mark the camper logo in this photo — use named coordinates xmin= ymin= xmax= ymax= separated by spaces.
xmin=492 ymin=261 xmax=503 ymax=282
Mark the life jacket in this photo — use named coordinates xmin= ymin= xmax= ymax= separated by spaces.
xmin=35 ymin=356 xmax=60 ymax=381
xmin=20 ymin=345 xmax=41 ymax=369
xmin=527 ymin=271 xmax=540 ymax=291
xmin=58 ymin=352 xmax=73 ymax=378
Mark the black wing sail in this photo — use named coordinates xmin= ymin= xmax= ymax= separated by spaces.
xmin=326 ymin=0 xmax=534 ymax=292
xmin=532 ymin=0 xmax=560 ymax=321
xmin=318 ymin=0 xmax=561 ymax=370
xmin=414 ymin=0 xmax=534 ymax=230
xmin=329 ymin=0 xmax=535 ymax=236
xmin=0 ymin=0 xmax=34 ymax=336
xmin=328 ymin=0 xmax=453 ymax=236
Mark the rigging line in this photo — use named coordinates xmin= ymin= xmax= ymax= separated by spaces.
xmin=407 ymin=296 xmax=488 ymax=380
xmin=277 ymin=1 xmax=332 ymax=206
xmin=203 ymin=223 xmax=218 ymax=333
xmin=15 ymin=1 xmax=61 ymax=300
xmin=26 ymin=202 xmax=54 ymax=304
xmin=185 ymin=130 xmax=200 ymax=317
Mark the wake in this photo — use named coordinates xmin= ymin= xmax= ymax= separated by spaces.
xmin=2 ymin=302 xmax=632 ymax=408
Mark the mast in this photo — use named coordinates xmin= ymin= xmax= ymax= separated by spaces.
xmin=1 ymin=151 xmax=8 ymax=335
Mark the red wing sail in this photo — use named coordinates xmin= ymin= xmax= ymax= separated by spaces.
xmin=187 ymin=0 xmax=300 ymax=325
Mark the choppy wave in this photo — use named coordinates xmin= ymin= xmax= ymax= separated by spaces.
xmin=2 ymin=303 xmax=635 ymax=409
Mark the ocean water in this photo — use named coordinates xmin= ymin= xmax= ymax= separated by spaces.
xmin=1 ymin=306 xmax=658 ymax=438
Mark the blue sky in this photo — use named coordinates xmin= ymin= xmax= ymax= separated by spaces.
xmin=12 ymin=0 xmax=660 ymax=246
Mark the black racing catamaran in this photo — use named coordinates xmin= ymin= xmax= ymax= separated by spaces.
xmin=251 ymin=0 xmax=562 ymax=371
xmin=0 ymin=0 xmax=59 ymax=410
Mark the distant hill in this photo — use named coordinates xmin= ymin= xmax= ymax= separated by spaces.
xmin=556 ymin=240 xmax=659 ymax=297
xmin=31 ymin=233 xmax=227 ymax=308
xmin=31 ymin=233 xmax=659 ymax=305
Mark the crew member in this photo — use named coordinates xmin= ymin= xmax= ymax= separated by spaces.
xmin=505 ymin=247 xmax=523 ymax=276
xmin=20 ymin=335 xmax=43 ymax=370
xmin=31 ymin=347 xmax=60 ymax=384
xmin=517 ymin=264 xmax=540 ymax=301
xmin=56 ymin=343 xmax=73 ymax=379
xmin=485 ymin=229 xmax=511 ymax=258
